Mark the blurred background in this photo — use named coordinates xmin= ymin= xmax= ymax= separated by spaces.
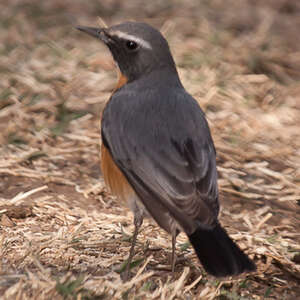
xmin=0 ymin=0 xmax=299 ymax=299
xmin=0 ymin=0 xmax=299 ymax=142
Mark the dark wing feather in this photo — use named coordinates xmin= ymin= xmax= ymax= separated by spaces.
xmin=102 ymin=87 xmax=219 ymax=235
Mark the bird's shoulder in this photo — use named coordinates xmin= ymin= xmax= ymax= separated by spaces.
xmin=103 ymin=78 xmax=212 ymax=143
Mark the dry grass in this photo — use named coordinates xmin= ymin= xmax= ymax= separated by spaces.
xmin=0 ymin=0 xmax=300 ymax=299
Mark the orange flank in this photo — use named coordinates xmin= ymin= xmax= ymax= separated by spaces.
xmin=101 ymin=144 xmax=134 ymax=202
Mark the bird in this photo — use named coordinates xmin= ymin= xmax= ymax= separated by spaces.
xmin=76 ymin=21 xmax=256 ymax=279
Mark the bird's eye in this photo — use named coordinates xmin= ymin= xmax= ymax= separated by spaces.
xmin=126 ymin=40 xmax=138 ymax=50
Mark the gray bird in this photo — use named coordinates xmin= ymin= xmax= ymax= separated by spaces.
xmin=76 ymin=21 xmax=256 ymax=279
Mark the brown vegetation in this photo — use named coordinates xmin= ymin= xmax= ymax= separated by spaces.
xmin=0 ymin=1 xmax=299 ymax=299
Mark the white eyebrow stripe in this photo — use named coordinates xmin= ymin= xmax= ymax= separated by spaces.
xmin=110 ymin=30 xmax=152 ymax=50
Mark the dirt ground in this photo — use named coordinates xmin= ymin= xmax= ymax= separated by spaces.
xmin=0 ymin=1 xmax=300 ymax=299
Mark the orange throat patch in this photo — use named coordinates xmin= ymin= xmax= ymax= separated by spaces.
xmin=114 ymin=68 xmax=128 ymax=92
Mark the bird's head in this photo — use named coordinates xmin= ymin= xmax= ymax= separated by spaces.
xmin=76 ymin=22 xmax=177 ymax=83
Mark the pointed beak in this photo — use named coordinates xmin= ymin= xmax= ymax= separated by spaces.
xmin=76 ymin=26 xmax=110 ymax=43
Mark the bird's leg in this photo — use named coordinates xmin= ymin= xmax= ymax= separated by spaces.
xmin=171 ymin=231 xmax=177 ymax=275
xmin=124 ymin=212 xmax=143 ymax=281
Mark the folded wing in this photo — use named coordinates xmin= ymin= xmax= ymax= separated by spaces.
xmin=102 ymin=87 xmax=219 ymax=235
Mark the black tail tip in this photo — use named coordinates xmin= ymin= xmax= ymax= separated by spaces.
xmin=188 ymin=223 xmax=256 ymax=277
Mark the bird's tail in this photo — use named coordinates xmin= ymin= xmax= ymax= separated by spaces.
xmin=188 ymin=223 xmax=256 ymax=277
